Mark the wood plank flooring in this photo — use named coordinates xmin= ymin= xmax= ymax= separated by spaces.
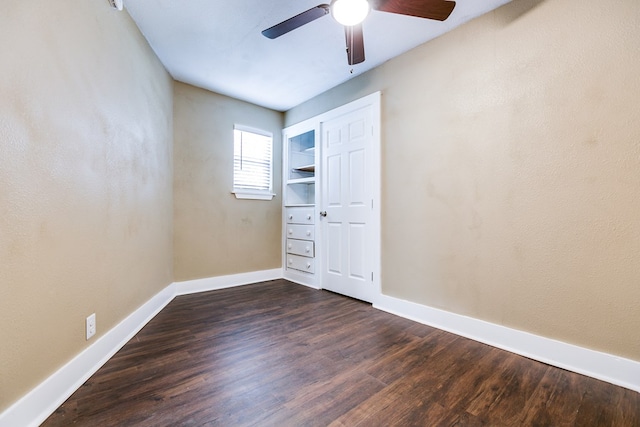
xmin=43 ymin=279 xmax=640 ymax=426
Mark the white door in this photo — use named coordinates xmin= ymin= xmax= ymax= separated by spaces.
xmin=320 ymin=103 xmax=377 ymax=302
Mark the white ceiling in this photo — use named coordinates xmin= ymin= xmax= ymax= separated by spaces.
xmin=125 ymin=0 xmax=511 ymax=112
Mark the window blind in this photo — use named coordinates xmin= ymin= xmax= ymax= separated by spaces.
xmin=233 ymin=128 xmax=272 ymax=192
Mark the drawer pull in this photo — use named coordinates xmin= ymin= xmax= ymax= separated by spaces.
xmin=288 ymin=229 xmax=293 ymax=234
xmin=306 ymin=263 xmax=311 ymax=269
xmin=306 ymin=231 xmax=311 ymax=236
xmin=288 ymin=215 xmax=293 ymax=220
xmin=305 ymin=247 xmax=310 ymax=253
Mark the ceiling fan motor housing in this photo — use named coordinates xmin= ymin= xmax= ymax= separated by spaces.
xmin=331 ymin=0 xmax=371 ymax=26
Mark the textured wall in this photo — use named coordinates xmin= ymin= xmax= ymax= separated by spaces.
xmin=173 ymin=82 xmax=283 ymax=281
xmin=285 ymin=0 xmax=640 ymax=361
xmin=0 ymin=0 xmax=173 ymax=411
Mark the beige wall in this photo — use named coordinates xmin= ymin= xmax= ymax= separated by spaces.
xmin=286 ymin=0 xmax=640 ymax=361
xmin=173 ymin=82 xmax=283 ymax=281
xmin=3 ymin=0 xmax=638 ymax=415
xmin=0 ymin=0 xmax=173 ymax=411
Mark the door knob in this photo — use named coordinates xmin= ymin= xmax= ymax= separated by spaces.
xmin=320 ymin=211 xmax=327 ymax=217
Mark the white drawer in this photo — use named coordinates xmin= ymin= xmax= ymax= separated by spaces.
xmin=286 ymin=238 xmax=314 ymax=257
xmin=287 ymin=254 xmax=315 ymax=273
xmin=286 ymin=224 xmax=314 ymax=241
xmin=285 ymin=207 xmax=315 ymax=224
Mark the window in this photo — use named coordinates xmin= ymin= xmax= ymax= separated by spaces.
xmin=232 ymin=125 xmax=274 ymax=200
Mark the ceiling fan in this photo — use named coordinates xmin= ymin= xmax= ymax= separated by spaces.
xmin=262 ymin=0 xmax=456 ymax=66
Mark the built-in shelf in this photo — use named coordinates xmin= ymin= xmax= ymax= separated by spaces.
xmin=285 ymin=127 xmax=315 ymax=217
xmin=288 ymin=177 xmax=315 ymax=185
xmin=284 ymin=123 xmax=317 ymax=287
xmin=285 ymin=203 xmax=315 ymax=207
xmin=293 ymin=164 xmax=315 ymax=173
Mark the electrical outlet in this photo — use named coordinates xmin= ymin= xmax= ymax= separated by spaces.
xmin=86 ymin=313 xmax=96 ymax=340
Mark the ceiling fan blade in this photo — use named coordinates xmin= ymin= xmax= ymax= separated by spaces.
xmin=345 ymin=24 xmax=365 ymax=65
xmin=372 ymin=0 xmax=456 ymax=21
xmin=262 ymin=4 xmax=330 ymax=39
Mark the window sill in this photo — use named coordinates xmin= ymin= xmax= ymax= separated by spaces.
xmin=232 ymin=190 xmax=276 ymax=201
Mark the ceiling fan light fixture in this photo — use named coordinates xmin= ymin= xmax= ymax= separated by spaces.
xmin=332 ymin=0 xmax=370 ymax=26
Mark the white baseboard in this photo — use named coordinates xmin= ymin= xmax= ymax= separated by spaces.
xmin=175 ymin=268 xmax=283 ymax=295
xmin=0 ymin=283 xmax=177 ymax=427
xmin=283 ymin=269 xmax=321 ymax=290
xmin=5 ymin=273 xmax=637 ymax=427
xmin=0 ymin=268 xmax=284 ymax=427
xmin=284 ymin=276 xmax=321 ymax=290
xmin=374 ymin=293 xmax=640 ymax=393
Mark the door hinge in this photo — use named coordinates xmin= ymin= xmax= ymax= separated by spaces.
xmin=371 ymin=272 xmax=373 ymax=281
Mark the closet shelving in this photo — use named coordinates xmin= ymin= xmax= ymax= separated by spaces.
xmin=285 ymin=128 xmax=316 ymax=207
xmin=283 ymin=123 xmax=318 ymax=286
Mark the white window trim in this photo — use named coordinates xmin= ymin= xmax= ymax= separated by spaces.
xmin=232 ymin=124 xmax=275 ymax=201
xmin=231 ymin=189 xmax=275 ymax=200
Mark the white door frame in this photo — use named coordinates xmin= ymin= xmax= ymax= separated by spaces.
xmin=316 ymin=92 xmax=381 ymax=304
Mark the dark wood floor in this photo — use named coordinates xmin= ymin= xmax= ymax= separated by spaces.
xmin=43 ymin=279 xmax=640 ymax=426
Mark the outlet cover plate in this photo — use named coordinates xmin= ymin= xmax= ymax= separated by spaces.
xmin=86 ymin=313 xmax=96 ymax=340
